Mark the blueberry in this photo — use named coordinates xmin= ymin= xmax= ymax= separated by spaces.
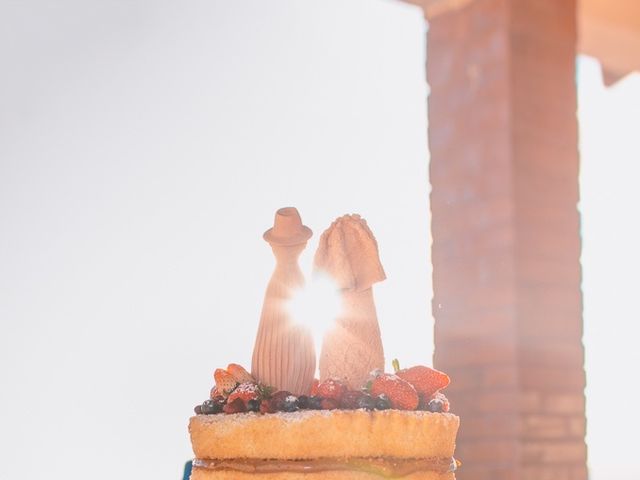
xmin=297 ymin=395 xmax=310 ymax=409
xmin=375 ymin=394 xmax=391 ymax=410
xmin=282 ymin=395 xmax=299 ymax=412
xmin=201 ymin=399 xmax=223 ymax=414
xmin=427 ymin=399 xmax=444 ymax=413
xmin=247 ymin=399 xmax=260 ymax=412
xmin=356 ymin=393 xmax=376 ymax=410
xmin=307 ymin=396 xmax=323 ymax=410
xmin=194 ymin=404 xmax=203 ymax=415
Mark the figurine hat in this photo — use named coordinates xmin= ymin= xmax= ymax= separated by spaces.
xmin=263 ymin=207 xmax=312 ymax=246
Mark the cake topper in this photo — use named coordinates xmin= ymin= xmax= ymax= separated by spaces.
xmin=314 ymin=214 xmax=386 ymax=389
xmin=251 ymin=207 xmax=316 ymax=395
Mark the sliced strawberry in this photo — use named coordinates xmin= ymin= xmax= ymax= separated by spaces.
xmin=395 ymin=365 xmax=450 ymax=399
xmin=226 ymin=382 xmax=259 ymax=407
xmin=214 ymin=368 xmax=238 ymax=396
xmin=227 ymin=363 xmax=254 ymax=384
xmin=370 ymin=373 xmax=419 ymax=410
xmin=210 ymin=386 xmax=221 ymax=399
xmin=316 ymin=378 xmax=347 ymax=401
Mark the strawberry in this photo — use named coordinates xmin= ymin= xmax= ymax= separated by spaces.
xmin=316 ymin=378 xmax=347 ymax=401
xmin=310 ymin=378 xmax=320 ymax=396
xmin=226 ymin=382 xmax=259 ymax=407
xmin=214 ymin=368 xmax=238 ymax=396
xmin=210 ymin=386 xmax=221 ymax=399
xmin=227 ymin=363 xmax=254 ymax=384
xmin=370 ymin=373 xmax=419 ymax=410
xmin=394 ymin=361 xmax=450 ymax=399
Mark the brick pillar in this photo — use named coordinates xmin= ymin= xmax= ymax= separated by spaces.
xmin=419 ymin=0 xmax=587 ymax=479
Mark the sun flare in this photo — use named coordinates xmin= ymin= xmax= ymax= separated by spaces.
xmin=286 ymin=273 xmax=342 ymax=349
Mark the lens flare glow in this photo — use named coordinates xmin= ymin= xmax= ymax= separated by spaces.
xmin=287 ymin=273 xmax=342 ymax=352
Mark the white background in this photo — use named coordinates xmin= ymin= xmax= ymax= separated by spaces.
xmin=1 ymin=1 xmax=639 ymax=480
xmin=578 ymin=58 xmax=640 ymax=480
xmin=0 ymin=1 xmax=430 ymax=479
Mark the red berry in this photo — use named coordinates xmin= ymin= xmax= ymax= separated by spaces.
xmin=259 ymin=399 xmax=275 ymax=414
xmin=320 ymin=398 xmax=339 ymax=410
xmin=223 ymin=398 xmax=246 ymax=414
xmin=417 ymin=393 xmax=429 ymax=410
xmin=316 ymin=379 xmax=347 ymax=401
xmin=269 ymin=391 xmax=293 ymax=411
xmin=310 ymin=379 xmax=320 ymax=396
xmin=340 ymin=390 xmax=365 ymax=409
xmin=214 ymin=368 xmax=239 ymax=397
xmin=226 ymin=364 xmax=254 ymax=383
xmin=227 ymin=382 xmax=259 ymax=407
xmin=370 ymin=374 xmax=419 ymax=410
xmin=396 ymin=365 xmax=450 ymax=399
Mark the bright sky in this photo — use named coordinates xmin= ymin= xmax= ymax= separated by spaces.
xmin=577 ymin=57 xmax=640 ymax=480
xmin=0 ymin=2 xmax=639 ymax=480
xmin=0 ymin=1 xmax=430 ymax=479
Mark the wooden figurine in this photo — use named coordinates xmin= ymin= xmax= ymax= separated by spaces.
xmin=314 ymin=214 xmax=386 ymax=389
xmin=251 ymin=207 xmax=316 ymax=395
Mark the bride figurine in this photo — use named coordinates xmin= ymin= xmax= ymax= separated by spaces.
xmin=314 ymin=214 xmax=386 ymax=389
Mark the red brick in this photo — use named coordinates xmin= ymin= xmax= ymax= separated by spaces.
xmin=519 ymin=391 xmax=542 ymax=413
xmin=567 ymin=416 xmax=586 ymax=438
xmin=521 ymin=415 xmax=569 ymax=439
xmin=522 ymin=440 xmax=586 ymax=463
xmin=518 ymin=310 xmax=583 ymax=340
xmin=439 ymin=367 xmax=483 ymax=391
xmin=570 ymin=464 xmax=589 ymax=480
xmin=520 ymin=367 xmax=586 ymax=391
xmin=482 ymin=365 xmax=518 ymax=387
xmin=435 ymin=338 xmax=517 ymax=367
xmin=518 ymin=257 xmax=582 ymax=287
xmin=519 ymin=341 xmax=584 ymax=368
xmin=461 ymin=414 xmax=519 ymax=438
xmin=459 ymin=439 xmax=519 ymax=463
xmin=431 ymin=309 xmax=516 ymax=338
xmin=543 ymin=393 xmax=585 ymax=415
xmin=474 ymin=391 xmax=520 ymax=413
xmin=425 ymin=0 xmax=585 ymax=477
xmin=459 ymin=466 xmax=518 ymax=480
xmin=521 ymin=466 xmax=571 ymax=480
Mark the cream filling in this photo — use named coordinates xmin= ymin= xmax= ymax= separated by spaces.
xmin=192 ymin=457 xmax=459 ymax=476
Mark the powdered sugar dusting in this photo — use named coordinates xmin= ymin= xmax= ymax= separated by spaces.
xmin=193 ymin=408 xmax=457 ymax=426
xmin=234 ymin=382 xmax=258 ymax=395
